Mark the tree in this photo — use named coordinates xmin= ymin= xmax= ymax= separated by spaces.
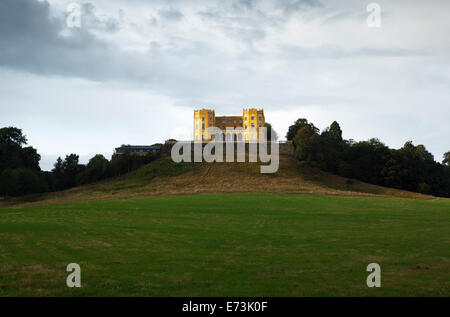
xmin=286 ymin=118 xmax=449 ymax=198
xmin=20 ymin=146 xmax=41 ymax=171
xmin=0 ymin=127 xmax=49 ymax=196
xmin=53 ymin=157 xmax=64 ymax=174
xmin=342 ymin=138 xmax=392 ymax=185
xmin=0 ymin=168 xmax=42 ymax=196
xmin=293 ymin=124 xmax=323 ymax=167
xmin=319 ymin=121 xmax=345 ymax=173
xmin=328 ymin=121 xmax=343 ymax=142
xmin=51 ymin=154 xmax=85 ymax=189
xmin=77 ymin=154 xmax=109 ymax=184
xmin=0 ymin=127 xmax=27 ymax=146
xmin=444 ymin=151 xmax=450 ymax=166
xmin=263 ymin=123 xmax=278 ymax=141
xmin=286 ymin=119 xmax=312 ymax=141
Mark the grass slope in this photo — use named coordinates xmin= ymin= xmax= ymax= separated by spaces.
xmin=0 ymin=155 xmax=431 ymax=208
xmin=0 ymin=193 xmax=449 ymax=296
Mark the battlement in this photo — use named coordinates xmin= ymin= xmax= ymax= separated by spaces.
xmin=194 ymin=108 xmax=265 ymax=142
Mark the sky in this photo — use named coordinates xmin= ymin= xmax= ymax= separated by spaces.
xmin=0 ymin=0 xmax=449 ymax=171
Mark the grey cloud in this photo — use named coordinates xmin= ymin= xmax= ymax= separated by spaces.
xmin=0 ymin=0 xmax=61 ymax=42
xmin=0 ymin=0 xmax=142 ymax=82
xmin=276 ymin=0 xmax=322 ymax=15
xmin=0 ymin=0 xmax=263 ymax=95
xmin=158 ymin=8 xmax=184 ymax=21
xmin=82 ymin=2 xmax=121 ymax=33
xmin=232 ymin=0 xmax=258 ymax=11
xmin=0 ymin=0 xmax=104 ymax=75
xmin=281 ymin=44 xmax=429 ymax=59
xmin=0 ymin=0 xmax=446 ymax=114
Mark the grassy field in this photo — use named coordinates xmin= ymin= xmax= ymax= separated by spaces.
xmin=0 ymin=193 xmax=449 ymax=296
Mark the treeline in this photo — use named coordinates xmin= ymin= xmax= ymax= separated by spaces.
xmin=0 ymin=127 xmax=159 ymax=196
xmin=287 ymin=119 xmax=450 ymax=197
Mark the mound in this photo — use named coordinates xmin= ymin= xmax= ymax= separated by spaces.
xmin=0 ymin=154 xmax=433 ymax=208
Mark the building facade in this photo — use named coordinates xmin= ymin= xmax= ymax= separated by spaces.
xmin=194 ymin=108 xmax=265 ymax=142
xmin=114 ymin=145 xmax=161 ymax=156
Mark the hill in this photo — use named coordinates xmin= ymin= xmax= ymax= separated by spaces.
xmin=0 ymin=154 xmax=434 ymax=208
xmin=0 ymin=155 xmax=448 ymax=296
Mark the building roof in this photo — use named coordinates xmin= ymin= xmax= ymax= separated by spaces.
xmin=115 ymin=145 xmax=161 ymax=152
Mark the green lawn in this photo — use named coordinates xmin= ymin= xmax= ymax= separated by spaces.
xmin=0 ymin=193 xmax=449 ymax=296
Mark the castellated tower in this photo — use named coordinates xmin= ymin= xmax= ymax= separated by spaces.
xmin=242 ymin=108 xmax=265 ymax=141
xmin=194 ymin=109 xmax=215 ymax=141
xmin=194 ymin=108 xmax=265 ymax=142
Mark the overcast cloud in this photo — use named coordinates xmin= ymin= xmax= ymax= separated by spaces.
xmin=0 ymin=0 xmax=449 ymax=170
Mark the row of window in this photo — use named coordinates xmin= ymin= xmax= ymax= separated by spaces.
xmin=197 ymin=116 xmax=263 ymax=123
xmin=197 ymin=123 xmax=262 ymax=130
xmin=219 ymin=119 xmax=242 ymax=124
xmin=199 ymin=133 xmax=257 ymax=141
xmin=128 ymin=149 xmax=158 ymax=153
xmin=245 ymin=116 xmax=263 ymax=121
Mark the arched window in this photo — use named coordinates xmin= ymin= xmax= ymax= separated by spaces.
xmin=238 ymin=133 xmax=242 ymax=141
xmin=227 ymin=133 xmax=231 ymax=141
xmin=233 ymin=134 xmax=237 ymax=141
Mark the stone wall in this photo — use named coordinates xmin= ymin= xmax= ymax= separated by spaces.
xmin=161 ymin=140 xmax=295 ymax=158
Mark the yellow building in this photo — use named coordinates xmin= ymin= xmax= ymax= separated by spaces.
xmin=194 ymin=108 xmax=265 ymax=142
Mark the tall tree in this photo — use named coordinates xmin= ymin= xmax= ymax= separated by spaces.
xmin=328 ymin=121 xmax=343 ymax=141
xmin=286 ymin=119 xmax=311 ymax=141
xmin=293 ymin=124 xmax=323 ymax=167
xmin=320 ymin=121 xmax=344 ymax=173
xmin=0 ymin=127 xmax=27 ymax=146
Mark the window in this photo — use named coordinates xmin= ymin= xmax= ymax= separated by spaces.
xmin=202 ymin=135 xmax=205 ymax=141
xmin=228 ymin=120 xmax=231 ymax=124
xmin=245 ymin=124 xmax=247 ymax=129
xmin=251 ymin=123 xmax=255 ymax=128
xmin=251 ymin=116 xmax=255 ymax=120
xmin=222 ymin=120 xmax=225 ymax=124
xmin=259 ymin=116 xmax=262 ymax=121
xmin=202 ymin=123 xmax=205 ymax=130
xmin=238 ymin=133 xmax=243 ymax=141
xmin=245 ymin=117 xmax=247 ymax=121
xmin=239 ymin=120 xmax=242 ymax=123
xmin=233 ymin=120 xmax=237 ymax=124
xmin=259 ymin=123 xmax=262 ymax=127
xmin=210 ymin=117 xmax=213 ymax=122
xmin=202 ymin=117 xmax=205 ymax=122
